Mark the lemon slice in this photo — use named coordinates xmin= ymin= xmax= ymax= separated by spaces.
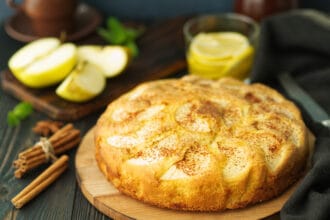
xmin=187 ymin=32 xmax=253 ymax=79
xmin=187 ymin=53 xmax=230 ymax=79
xmin=8 ymin=38 xmax=76 ymax=88
xmin=56 ymin=62 xmax=106 ymax=102
xmin=190 ymin=32 xmax=249 ymax=61
xmin=222 ymin=45 xmax=254 ymax=79
xmin=77 ymin=45 xmax=130 ymax=78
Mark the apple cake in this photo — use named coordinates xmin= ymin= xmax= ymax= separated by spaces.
xmin=94 ymin=75 xmax=310 ymax=211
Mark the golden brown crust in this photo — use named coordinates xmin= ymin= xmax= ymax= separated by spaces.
xmin=94 ymin=75 xmax=309 ymax=211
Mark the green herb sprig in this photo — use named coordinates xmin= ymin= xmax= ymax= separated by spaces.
xmin=98 ymin=17 xmax=144 ymax=57
xmin=7 ymin=102 xmax=33 ymax=127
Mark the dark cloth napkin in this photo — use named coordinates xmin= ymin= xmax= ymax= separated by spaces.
xmin=250 ymin=9 xmax=330 ymax=220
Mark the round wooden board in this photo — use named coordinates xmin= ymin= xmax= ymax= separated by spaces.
xmin=75 ymin=127 xmax=300 ymax=220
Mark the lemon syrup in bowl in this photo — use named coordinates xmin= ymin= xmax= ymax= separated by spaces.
xmin=183 ymin=13 xmax=259 ymax=80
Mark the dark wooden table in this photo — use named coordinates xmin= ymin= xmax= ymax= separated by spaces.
xmin=0 ymin=19 xmax=114 ymax=220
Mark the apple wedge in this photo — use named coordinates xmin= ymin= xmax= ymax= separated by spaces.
xmin=8 ymin=38 xmax=76 ymax=88
xmin=9 ymin=38 xmax=60 ymax=73
xmin=56 ymin=61 xmax=106 ymax=102
xmin=77 ymin=45 xmax=129 ymax=78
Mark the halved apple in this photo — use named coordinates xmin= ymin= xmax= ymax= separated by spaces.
xmin=56 ymin=61 xmax=106 ymax=102
xmin=8 ymin=38 xmax=76 ymax=88
xmin=77 ymin=45 xmax=129 ymax=78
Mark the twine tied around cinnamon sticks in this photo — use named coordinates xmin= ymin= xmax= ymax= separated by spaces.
xmin=13 ymin=123 xmax=81 ymax=178
xmin=37 ymin=137 xmax=57 ymax=162
xmin=11 ymin=123 xmax=81 ymax=209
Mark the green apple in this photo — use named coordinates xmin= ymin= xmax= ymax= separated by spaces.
xmin=56 ymin=61 xmax=106 ymax=102
xmin=8 ymin=38 xmax=77 ymax=88
xmin=77 ymin=45 xmax=129 ymax=78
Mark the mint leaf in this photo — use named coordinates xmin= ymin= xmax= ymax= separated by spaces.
xmin=125 ymin=28 xmax=140 ymax=41
xmin=107 ymin=17 xmax=127 ymax=44
xmin=125 ymin=41 xmax=139 ymax=58
xmin=7 ymin=112 xmax=20 ymax=127
xmin=108 ymin=30 xmax=127 ymax=45
xmin=13 ymin=102 xmax=33 ymax=119
xmin=97 ymin=28 xmax=113 ymax=43
xmin=7 ymin=102 xmax=33 ymax=127
xmin=98 ymin=16 xmax=143 ymax=57
xmin=106 ymin=17 xmax=124 ymax=32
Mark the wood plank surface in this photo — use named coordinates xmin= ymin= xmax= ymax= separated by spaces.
xmin=0 ymin=92 xmax=83 ymax=220
xmin=0 ymin=17 xmax=188 ymax=121
xmin=0 ymin=99 xmax=110 ymax=220
xmin=75 ymin=127 xmax=300 ymax=220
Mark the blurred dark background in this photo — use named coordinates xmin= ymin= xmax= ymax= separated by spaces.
xmin=1 ymin=0 xmax=329 ymax=22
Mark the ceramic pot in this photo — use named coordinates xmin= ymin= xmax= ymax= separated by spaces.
xmin=7 ymin=0 xmax=77 ymax=37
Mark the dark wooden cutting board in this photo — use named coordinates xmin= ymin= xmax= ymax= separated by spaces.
xmin=0 ymin=17 xmax=188 ymax=121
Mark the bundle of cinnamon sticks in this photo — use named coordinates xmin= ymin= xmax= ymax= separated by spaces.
xmin=11 ymin=122 xmax=82 ymax=208
xmin=13 ymin=123 xmax=81 ymax=178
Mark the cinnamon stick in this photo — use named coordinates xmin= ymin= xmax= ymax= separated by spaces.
xmin=12 ymin=155 xmax=69 ymax=208
xmin=32 ymin=120 xmax=63 ymax=136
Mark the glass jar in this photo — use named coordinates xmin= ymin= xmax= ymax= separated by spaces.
xmin=183 ymin=13 xmax=259 ymax=80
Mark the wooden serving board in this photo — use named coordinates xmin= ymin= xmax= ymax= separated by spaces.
xmin=0 ymin=17 xmax=188 ymax=121
xmin=75 ymin=127 xmax=301 ymax=220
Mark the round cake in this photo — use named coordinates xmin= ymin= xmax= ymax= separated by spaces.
xmin=94 ymin=75 xmax=310 ymax=211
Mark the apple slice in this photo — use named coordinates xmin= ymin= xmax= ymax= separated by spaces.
xmin=8 ymin=38 xmax=76 ymax=88
xmin=9 ymin=38 xmax=60 ymax=73
xmin=77 ymin=45 xmax=129 ymax=78
xmin=56 ymin=61 xmax=106 ymax=102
